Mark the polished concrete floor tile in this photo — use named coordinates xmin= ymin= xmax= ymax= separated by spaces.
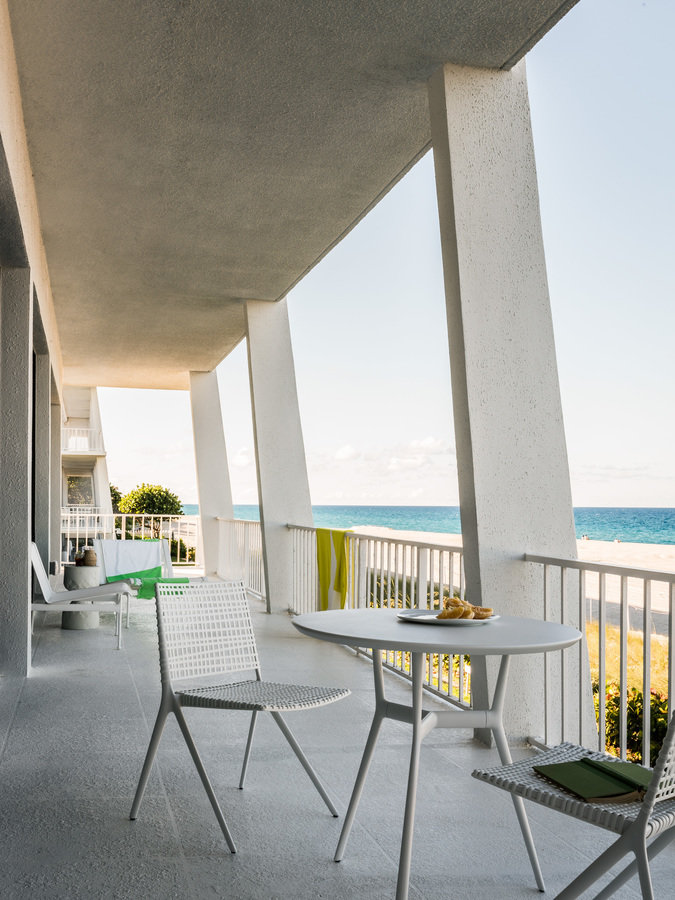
xmin=2 ymin=598 xmax=672 ymax=899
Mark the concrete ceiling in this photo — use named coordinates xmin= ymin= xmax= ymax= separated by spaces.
xmin=7 ymin=1 xmax=578 ymax=390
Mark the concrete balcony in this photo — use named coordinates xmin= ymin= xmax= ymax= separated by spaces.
xmin=61 ymin=428 xmax=105 ymax=456
xmin=8 ymin=601 xmax=674 ymax=899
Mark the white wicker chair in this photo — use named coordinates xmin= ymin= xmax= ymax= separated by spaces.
xmin=129 ymin=580 xmax=350 ymax=852
xmin=471 ymin=719 xmax=675 ymax=899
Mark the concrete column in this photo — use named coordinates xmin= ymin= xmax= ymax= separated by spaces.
xmin=50 ymin=384 xmax=62 ymax=568
xmin=33 ymin=352 xmax=51 ymax=564
xmin=189 ymin=370 xmax=234 ymax=575
xmin=245 ymin=298 xmax=313 ymax=613
xmin=89 ymin=388 xmax=114 ymax=515
xmin=428 ymin=62 xmax=581 ymax=741
xmin=0 ymin=267 xmax=33 ymax=676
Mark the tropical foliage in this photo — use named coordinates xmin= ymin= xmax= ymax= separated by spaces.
xmin=118 ymin=483 xmax=182 ymax=516
xmin=109 ymin=483 xmax=122 ymax=512
xmin=595 ymin=681 xmax=669 ymax=766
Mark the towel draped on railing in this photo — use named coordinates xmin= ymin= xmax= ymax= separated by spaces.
xmin=101 ymin=539 xmax=188 ymax=598
xmin=316 ymin=529 xmax=350 ymax=610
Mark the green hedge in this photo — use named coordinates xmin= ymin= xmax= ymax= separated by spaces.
xmin=594 ymin=681 xmax=669 ymax=766
xmin=367 ymin=571 xmax=455 ymax=609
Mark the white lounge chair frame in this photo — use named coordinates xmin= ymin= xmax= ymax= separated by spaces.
xmin=129 ymin=580 xmax=350 ymax=851
xmin=30 ymin=543 xmax=134 ymax=649
xmin=472 ymin=719 xmax=675 ymax=899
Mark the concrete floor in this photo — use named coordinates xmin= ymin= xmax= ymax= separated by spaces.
xmin=2 ymin=600 xmax=673 ymax=899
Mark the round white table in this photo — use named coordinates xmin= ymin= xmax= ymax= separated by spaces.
xmin=292 ymin=608 xmax=581 ymax=900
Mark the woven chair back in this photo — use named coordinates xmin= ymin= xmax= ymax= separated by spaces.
xmin=643 ymin=712 xmax=675 ymax=815
xmin=155 ymin=581 xmax=260 ymax=684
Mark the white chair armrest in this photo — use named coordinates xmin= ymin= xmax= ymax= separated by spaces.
xmin=47 ymin=581 xmax=136 ymax=603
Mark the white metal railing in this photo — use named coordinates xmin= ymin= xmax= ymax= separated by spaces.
xmin=60 ymin=510 xmax=201 ymax=567
xmin=289 ymin=524 xmax=318 ymax=615
xmin=525 ymin=553 xmax=675 ymax=765
xmin=220 ymin=519 xmax=675 ymax=755
xmin=216 ymin=518 xmax=265 ymax=599
xmin=288 ymin=525 xmax=470 ymax=708
xmin=62 ymin=427 xmax=104 ymax=453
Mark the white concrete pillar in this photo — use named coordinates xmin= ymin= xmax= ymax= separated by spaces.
xmin=89 ymin=388 xmax=114 ymax=515
xmin=0 ymin=267 xmax=33 ymax=676
xmin=189 ymin=370 xmax=234 ymax=575
xmin=245 ymin=298 xmax=313 ymax=613
xmin=428 ymin=62 xmax=581 ymax=741
xmin=33 ymin=351 xmax=51 ymax=564
xmin=50 ymin=387 xmax=62 ymax=568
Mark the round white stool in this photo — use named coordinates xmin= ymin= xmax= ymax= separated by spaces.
xmin=62 ymin=565 xmax=101 ymax=630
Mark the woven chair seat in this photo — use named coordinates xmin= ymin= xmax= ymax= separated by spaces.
xmin=178 ymin=680 xmax=349 ymax=712
xmin=473 ymin=742 xmax=675 ymax=838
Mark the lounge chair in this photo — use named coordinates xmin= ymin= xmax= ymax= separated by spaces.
xmin=30 ymin=542 xmax=134 ymax=649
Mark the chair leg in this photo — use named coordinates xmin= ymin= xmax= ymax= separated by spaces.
xmin=116 ymin=606 xmax=123 ymax=649
xmin=173 ymin=705 xmax=237 ymax=853
xmin=635 ymin=837 xmax=655 ymax=900
xmin=270 ymin=711 xmax=339 ymax=817
xmin=239 ymin=711 xmax=258 ymax=789
xmin=130 ymin=702 xmax=170 ymax=820
xmin=556 ymin=833 xmax=632 ymax=900
xmin=593 ymin=829 xmax=675 ymax=900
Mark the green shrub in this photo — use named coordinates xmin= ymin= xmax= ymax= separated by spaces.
xmin=594 ymin=681 xmax=669 ymax=766
xmin=367 ymin=571 xmax=454 ymax=609
xmin=118 ymin=483 xmax=182 ymax=516
xmin=171 ymin=537 xmax=196 ymax=563
xmin=109 ymin=483 xmax=122 ymax=512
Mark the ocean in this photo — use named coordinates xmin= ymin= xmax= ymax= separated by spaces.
xmin=180 ymin=505 xmax=675 ymax=546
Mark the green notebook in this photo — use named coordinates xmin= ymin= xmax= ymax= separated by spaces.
xmin=533 ymin=756 xmax=652 ymax=803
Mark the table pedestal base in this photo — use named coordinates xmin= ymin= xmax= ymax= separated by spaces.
xmin=335 ymin=651 xmax=545 ymax=900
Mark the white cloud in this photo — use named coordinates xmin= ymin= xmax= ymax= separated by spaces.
xmin=334 ymin=444 xmax=359 ymax=461
xmin=231 ymin=448 xmax=252 ymax=468
xmin=388 ymin=455 xmax=428 ymax=471
xmin=410 ymin=436 xmax=445 ymax=453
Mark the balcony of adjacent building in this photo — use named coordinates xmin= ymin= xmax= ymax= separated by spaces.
xmin=61 ymin=427 xmax=106 ymax=457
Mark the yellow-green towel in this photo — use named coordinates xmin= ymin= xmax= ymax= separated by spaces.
xmin=316 ymin=528 xmax=350 ymax=610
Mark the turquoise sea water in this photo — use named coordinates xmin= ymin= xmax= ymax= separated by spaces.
xmin=181 ymin=504 xmax=675 ymax=545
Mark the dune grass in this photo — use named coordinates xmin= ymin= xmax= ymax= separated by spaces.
xmin=585 ymin=621 xmax=670 ymax=695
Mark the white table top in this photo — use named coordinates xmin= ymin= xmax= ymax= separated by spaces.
xmin=292 ymin=608 xmax=581 ymax=656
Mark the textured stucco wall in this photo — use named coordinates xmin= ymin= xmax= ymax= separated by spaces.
xmin=246 ymin=299 xmax=313 ymax=613
xmin=0 ymin=267 xmax=33 ymax=675
xmin=190 ymin=370 xmax=234 ymax=575
xmin=0 ymin=0 xmax=62 ymax=387
xmin=429 ymin=62 xmax=580 ymax=740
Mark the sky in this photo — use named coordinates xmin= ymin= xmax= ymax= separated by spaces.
xmin=98 ymin=0 xmax=675 ymax=510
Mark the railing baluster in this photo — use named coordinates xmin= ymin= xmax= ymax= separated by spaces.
xmin=560 ymin=565 xmax=567 ymax=741
xmin=620 ymin=575 xmax=628 ymax=759
xmin=643 ymin=579 xmax=652 ymax=765
xmin=598 ymin=571 xmax=606 ymax=751
xmin=578 ymin=568 xmax=585 ymax=747
xmin=670 ymin=583 xmax=675 ymax=723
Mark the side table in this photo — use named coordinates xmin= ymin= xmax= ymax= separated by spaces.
xmin=62 ymin=565 xmax=101 ymax=630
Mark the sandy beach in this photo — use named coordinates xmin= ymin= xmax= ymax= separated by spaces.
xmin=353 ymin=525 xmax=675 ymax=570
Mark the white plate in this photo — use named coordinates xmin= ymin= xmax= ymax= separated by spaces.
xmin=396 ymin=609 xmax=500 ymax=626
